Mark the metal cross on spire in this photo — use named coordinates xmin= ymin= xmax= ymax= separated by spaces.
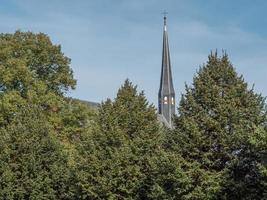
xmin=162 ymin=10 xmax=168 ymax=30
xmin=162 ymin=10 xmax=168 ymax=23
xmin=162 ymin=10 xmax=168 ymax=17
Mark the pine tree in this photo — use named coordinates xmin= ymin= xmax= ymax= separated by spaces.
xmin=173 ymin=52 xmax=267 ymax=199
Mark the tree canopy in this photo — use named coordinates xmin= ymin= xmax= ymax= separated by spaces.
xmin=173 ymin=52 xmax=267 ymax=199
xmin=0 ymin=31 xmax=76 ymax=95
xmin=0 ymin=106 xmax=72 ymax=199
xmin=0 ymin=31 xmax=266 ymax=199
xmin=73 ymin=80 xmax=195 ymax=199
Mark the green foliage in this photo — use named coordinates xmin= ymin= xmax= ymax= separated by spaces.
xmin=0 ymin=31 xmax=95 ymax=199
xmin=173 ymin=52 xmax=267 ymax=199
xmin=74 ymin=80 xmax=192 ymax=199
xmin=0 ymin=106 xmax=71 ymax=199
xmin=0 ymin=31 xmax=77 ymax=127
xmin=1 ymin=31 xmax=266 ymax=199
xmin=0 ymin=31 xmax=76 ymax=95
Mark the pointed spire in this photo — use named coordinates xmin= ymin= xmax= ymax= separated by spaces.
xmin=158 ymin=13 xmax=175 ymax=128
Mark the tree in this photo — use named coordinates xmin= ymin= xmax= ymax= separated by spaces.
xmin=173 ymin=52 xmax=267 ymax=199
xmin=0 ymin=106 xmax=72 ymax=199
xmin=73 ymin=80 xmax=193 ymax=199
xmin=0 ymin=31 xmax=76 ymax=95
xmin=0 ymin=31 xmax=76 ymax=126
xmin=0 ymin=31 xmax=98 ymax=199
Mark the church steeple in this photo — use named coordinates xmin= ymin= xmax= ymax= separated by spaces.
xmin=158 ymin=14 xmax=175 ymax=128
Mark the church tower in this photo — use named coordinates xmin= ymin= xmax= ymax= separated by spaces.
xmin=158 ymin=15 xmax=175 ymax=128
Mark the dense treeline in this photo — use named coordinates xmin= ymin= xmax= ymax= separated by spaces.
xmin=0 ymin=31 xmax=266 ymax=199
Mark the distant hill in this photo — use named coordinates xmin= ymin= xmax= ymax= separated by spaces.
xmin=66 ymin=97 xmax=100 ymax=110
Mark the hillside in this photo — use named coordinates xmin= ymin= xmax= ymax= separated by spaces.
xmin=66 ymin=97 xmax=100 ymax=110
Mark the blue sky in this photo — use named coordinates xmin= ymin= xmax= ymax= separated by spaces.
xmin=1 ymin=0 xmax=267 ymax=105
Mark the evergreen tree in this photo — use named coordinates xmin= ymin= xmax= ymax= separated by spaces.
xmin=0 ymin=106 xmax=72 ymax=199
xmin=173 ymin=52 xmax=267 ymax=199
xmin=74 ymin=80 xmax=192 ymax=199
